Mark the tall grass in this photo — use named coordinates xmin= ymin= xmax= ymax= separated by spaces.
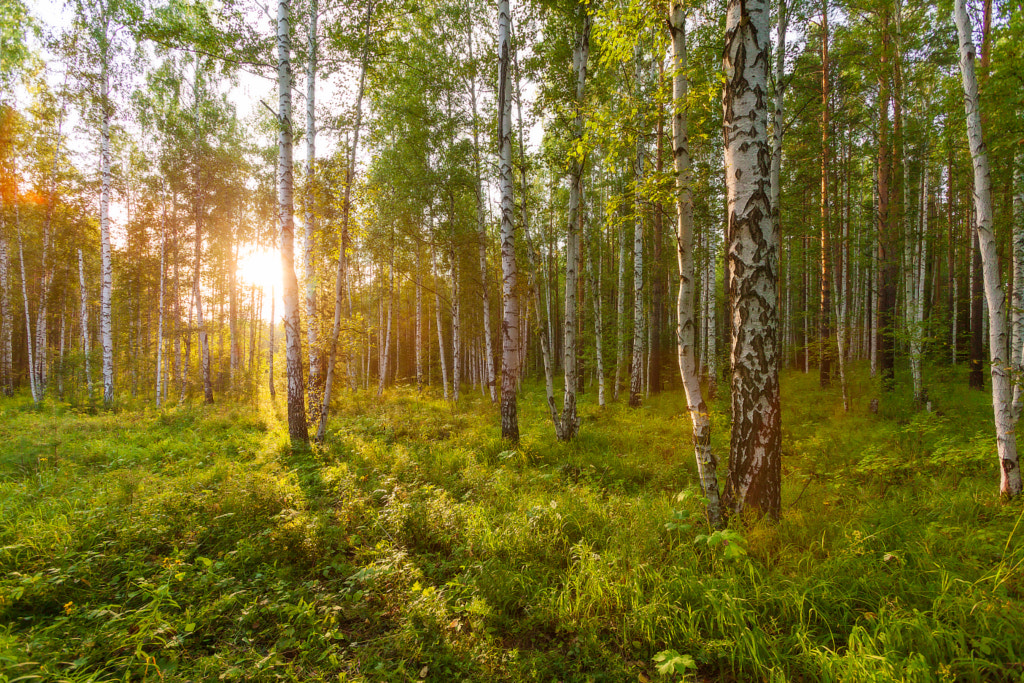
xmin=1 ymin=363 xmax=1021 ymax=682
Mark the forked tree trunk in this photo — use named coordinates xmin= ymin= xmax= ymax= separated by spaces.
xmin=720 ymin=0 xmax=781 ymax=520
xmin=955 ymin=0 xmax=1021 ymax=497
xmin=278 ymin=0 xmax=309 ymax=443
xmin=670 ymin=1 xmax=722 ymax=528
xmin=17 ymin=220 xmax=39 ymax=403
xmin=498 ymin=0 xmax=520 ymax=441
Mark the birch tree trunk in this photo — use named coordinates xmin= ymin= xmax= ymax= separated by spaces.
xmin=670 ymin=1 xmax=722 ymax=528
xmin=819 ymin=0 xmax=833 ymax=389
xmin=377 ymin=254 xmax=393 ymax=398
xmin=78 ymin=248 xmax=92 ymax=395
xmin=17 ymin=222 xmax=38 ymax=403
xmin=615 ymin=219 xmax=627 ymax=400
xmin=156 ymin=204 xmax=166 ymax=407
xmin=770 ymin=0 xmax=787 ymax=253
xmin=416 ymin=247 xmax=423 ymax=390
xmin=587 ymin=227 xmax=605 ymax=408
xmin=466 ymin=18 xmax=496 ymax=404
xmin=1012 ymin=151 xmax=1023 ymax=414
xmin=315 ymin=0 xmax=373 ymax=442
xmin=629 ymin=45 xmax=645 ymax=409
xmin=721 ymin=0 xmax=781 ymax=520
xmin=269 ymin=288 xmax=276 ymax=399
xmin=955 ymin=0 xmax=1021 ymax=497
xmin=193 ymin=142 xmax=213 ymax=404
xmin=432 ymin=244 xmax=450 ymax=399
xmin=278 ymin=0 xmax=310 ymax=443
xmin=99 ymin=23 xmax=114 ymax=405
xmin=498 ymin=0 xmax=520 ymax=441
xmin=0 ymin=221 xmax=12 ymax=396
xmin=555 ymin=10 xmax=590 ymax=441
xmin=304 ymin=0 xmax=319 ymax=397
xmin=908 ymin=150 xmax=928 ymax=405
xmin=451 ymin=250 xmax=461 ymax=402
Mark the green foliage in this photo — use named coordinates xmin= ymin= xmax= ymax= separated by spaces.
xmin=653 ymin=649 xmax=696 ymax=678
xmin=1 ymin=366 xmax=1023 ymax=681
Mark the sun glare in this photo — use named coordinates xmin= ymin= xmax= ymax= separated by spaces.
xmin=237 ymin=246 xmax=284 ymax=321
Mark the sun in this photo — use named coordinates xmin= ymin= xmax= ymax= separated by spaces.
xmin=237 ymin=245 xmax=283 ymax=320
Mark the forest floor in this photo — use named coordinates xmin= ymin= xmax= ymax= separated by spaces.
xmin=1 ymin=365 xmax=1023 ymax=682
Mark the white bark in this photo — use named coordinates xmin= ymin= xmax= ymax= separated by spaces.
xmin=278 ymin=0 xmax=309 ymax=442
xmin=0 ymin=218 xmax=12 ymax=396
xmin=629 ymin=44 xmax=645 ymax=408
xmin=586 ymin=205 xmax=606 ymax=408
xmin=269 ymin=287 xmax=276 ymax=398
xmin=615 ymin=219 xmax=627 ymax=400
xmin=156 ymin=203 xmax=166 ymax=407
xmin=377 ymin=255 xmax=393 ymax=398
xmin=415 ymin=247 xmax=423 ymax=390
xmin=451 ymin=250 xmax=461 ymax=402
xmin=908 ymin=155 xmax=928 ymax=405
xmin=555 ymin=11 xmax=590 ymax=441
xmin=722 ymin=0 xmax=781 ymax=519
xmin=432 ymin=245 xmax=449 ymax=399
xmin=316 ymin=0 xmax=373 ymax=441
xmin=955 ymin=0 xmax=1021 ymax=497
xmin=466 ymin=18 xmax=496 ymax=403
xmin=670 ymin=2 xmax=722 ymax=528
xmin=498 ymin=0 xmax=520 ymax=441
xmin=1012 ymin=151 xmax=1024 ymax=414
xmin=78 ymin=249 xmax=92 ymax=395
xmin=304 ymin=0 xmax=319 ymax=397
xmin=99 ymin=31 xmax=114 ymax=405
xmin=17 ymin=218 xmax=38 ymax=403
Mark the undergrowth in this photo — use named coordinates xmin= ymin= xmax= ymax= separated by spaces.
xmin=1 ymin=363 xmax=1022 ymax=682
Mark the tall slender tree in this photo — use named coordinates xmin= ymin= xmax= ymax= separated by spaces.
xmin=720 ymin=0 xmax=780 ymax=519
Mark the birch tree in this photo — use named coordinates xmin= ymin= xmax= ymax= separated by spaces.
xmin=554 ymin=7 xmax=590 ymax=442
xmin=316 ymin=0 xmax=375 ymax=442
xmin=277 ymin=0 xmax=309 ymax=443
xmin=670 ymin=0 xmax=721 ymax=528
xmin=498 ymin=0 xmax=520 ymax=441
xmin=954 ymin=0 xmax=1021 ymax=498
xmin=720 ymin=0 xmax=781 ymax=519
xmin=304 ymin=0 xmax=320 ymax=398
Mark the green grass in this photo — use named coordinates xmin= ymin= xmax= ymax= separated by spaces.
xmin=1 ymin=364 xmax=1022 ymax=682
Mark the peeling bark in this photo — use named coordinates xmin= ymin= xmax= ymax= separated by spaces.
xmin=720 ymin=0 xmax=781 ymax=520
